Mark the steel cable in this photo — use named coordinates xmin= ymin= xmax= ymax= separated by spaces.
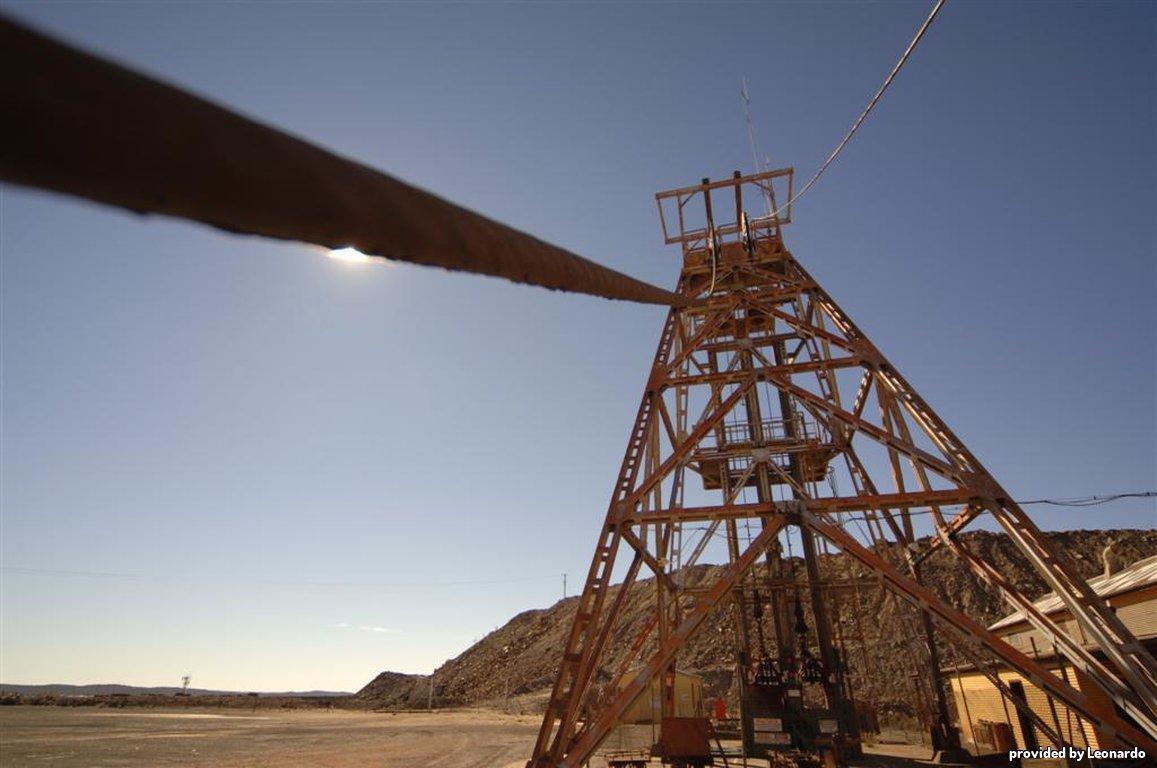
xmin=766 ymin=0 xmax=947 ymax=220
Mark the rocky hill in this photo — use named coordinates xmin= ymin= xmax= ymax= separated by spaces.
xmin=358 ymin=528 xmax=1157 ymax=715
xmin=357 ymin=671 xmax=428 ymax=709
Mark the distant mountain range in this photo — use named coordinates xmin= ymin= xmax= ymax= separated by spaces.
xmin=0 ymin=683 xmax=350 ymax=698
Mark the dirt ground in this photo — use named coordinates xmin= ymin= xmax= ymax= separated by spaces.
xmin=0 ymin=707 xmax=538 ymax=768
xmin=0 ymin=706 xmax=934 ymax=768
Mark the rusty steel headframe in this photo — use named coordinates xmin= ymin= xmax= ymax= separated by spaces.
xmin=528 ymin=171 xmax=1157 ymax=767
xmin=0 ymin=16 xmax=683 ymax=307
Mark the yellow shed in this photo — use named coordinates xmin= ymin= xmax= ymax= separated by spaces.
xmin=618 ymin=668 xmax=705 ymax=724
xmin=946 ymin=554 xmax=1157 ymax=755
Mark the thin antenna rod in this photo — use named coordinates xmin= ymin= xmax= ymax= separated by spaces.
xmin=741 ymin=77 xmax=776 ymax=216
xmin=741 ymin=76 xmax=764 ymax=174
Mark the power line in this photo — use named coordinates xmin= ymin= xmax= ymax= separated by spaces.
xmin=767 ymin=0 xmax=947 ymax=221
xmin=5 ymin=492 xmax=1149 ymax=583
xmin=675 ymin=491 xmax=1155 ymax=537
xmin=1019 ymin=492 xmax=1156 ymax=508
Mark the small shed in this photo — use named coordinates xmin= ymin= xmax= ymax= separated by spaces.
xmin=618 ymin=668 xmax=704 ymax=724
xmin=947 ymin=554 xmax=1157 ymax=755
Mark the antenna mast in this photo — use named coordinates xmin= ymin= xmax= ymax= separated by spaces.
xmin=741 ymin=77 xmax=777 ymax=215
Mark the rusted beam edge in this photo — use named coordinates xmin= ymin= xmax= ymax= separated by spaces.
xmin=944 ymin=632 xmax=1068 ymax=750
xmin=663 ymin=356 xmax=862 ymax=389
xmin=777 ymin=254 xmax=988 ymax=480
xmin=0 ymin=18 xmax=683 ymax=307
xmin=851 ymin=369 xmax=875 ymax=418
xmin=672 ymin=217 xmax=779 ymax=245
xmin=556 ymin=516 xmax=790 ymax=768
xmin=802 ymin=511 xmax=1157 ymax=750
xmin=920 ymin=503 xmax=1157 ymax=721
xmin=549 ymin=552 xmax=645 ymax=761
xmin=604 ymin=615 xmax=660 ymax=712
xmin=618 ymin=529 xmax=679 ymax=594
xmin=792 ymin=257 xmax=990 ymax=474
xmin=986 ymin=503 xmax=1157 ymax=714
xmin=658 ymin=298 xmax=742 ymax=379
xmin=654 ymin=396 xmax=680 ymax=450
xmin=603 ymin=311 xmax=679 ymax=507
xmin=868 ymin=579 xmax=1067 ymax=755
xmin=742 ymin=295 xmax=858 ymax=353
xmin=840 ymin=446 xmax=913 ymax=547
xmin=530 ymin=532 xmax=626 ymax=758
xmin=692 ymin=442 xmax=832 ymax=463
xmin=531 ymin=523 xmax=632 ymax=757
xmin=873 ymin=369 xmax=977 ymax=472
xmin=532 ymin=316 xmax=685 ymax=759
xmin=944 ymin=534 xmax=1155 ymax=732
xmin=913 ymin=505 xmax=981 ymax=564
xmin=654 ymin=167 xmax=792 ymax=201
xmin=614 ymin=379 xmax=756 ymax=515
xmin=767 ymin=372 xmax=969 ymax=483
xmin=625 ymin=488 xmax=975 ymax=524
xmin=681 ymin=284 xmax=812 ymax=314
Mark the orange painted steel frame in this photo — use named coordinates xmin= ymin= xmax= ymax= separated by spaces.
xmin=528 ymin=170 xmax=1157 ymax=768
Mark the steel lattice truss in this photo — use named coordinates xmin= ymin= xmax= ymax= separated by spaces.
xmin=528 ymin=170 xmax=1157 ymax=767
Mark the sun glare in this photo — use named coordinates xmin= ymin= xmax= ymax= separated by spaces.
xmin=326 ymin=247 xmax=372 ymax=264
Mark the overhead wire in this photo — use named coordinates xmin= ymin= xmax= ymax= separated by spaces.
xmin=764 ymin=0 xmax=947 ymax=221
xmin=667 ymin=490 xmax=1154 ymax=544
xmin=803 ymin=491 xmax=1156 ymax=530
xmin=1018 ymin=492 xmax=1156 ymax=508
xmin=7 ymin=491 xmax=1150 ymax=584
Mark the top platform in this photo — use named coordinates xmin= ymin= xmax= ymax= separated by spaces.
xmin=654 ymin=168 xmax=794 ymax=250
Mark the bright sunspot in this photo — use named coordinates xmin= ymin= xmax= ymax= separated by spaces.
xmin=326 ymin=247 xmax=372 ymax=264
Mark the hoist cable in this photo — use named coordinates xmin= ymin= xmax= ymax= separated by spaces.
xmin=766 ymin=0 xmax=947 ymax=221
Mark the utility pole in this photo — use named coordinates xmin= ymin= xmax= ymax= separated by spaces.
xmin=562 ymin=573 xmax=567 ymax=599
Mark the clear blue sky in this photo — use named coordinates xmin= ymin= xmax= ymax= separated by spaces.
xmin=1 ymin=1 xmax=1153 ymax=693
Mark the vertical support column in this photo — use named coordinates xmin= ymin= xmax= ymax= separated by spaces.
xmin=912 ymin=559 xmax=966 ymax=757
xmin=773 ymin=334 xmax=852 ymax=764
xmin=798 ymin=525 xmax=842 ymax=706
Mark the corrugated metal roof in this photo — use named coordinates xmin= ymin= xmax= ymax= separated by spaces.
xmin=989 ymin=554 xmax=1157 ymax=631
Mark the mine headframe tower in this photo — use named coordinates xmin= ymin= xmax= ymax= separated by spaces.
xmin=528 ymin=169 xmax=1157 ymax=768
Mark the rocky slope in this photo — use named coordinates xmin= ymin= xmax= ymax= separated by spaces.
xmin=358 ymin=529 xmax=1157 ymax=714
xmin=356 ymin=671 xmax=427 ymax=709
